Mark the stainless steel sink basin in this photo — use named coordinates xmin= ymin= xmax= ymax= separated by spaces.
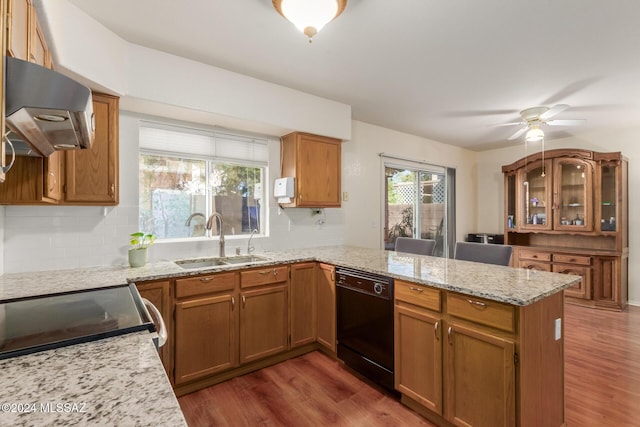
xmin=223 ymin=255 xmax=269 ymax=264
xmin=174 ymin=258 xmax=228 ymax=269
xmin=174 ymin=255 xmax=270 ymax=269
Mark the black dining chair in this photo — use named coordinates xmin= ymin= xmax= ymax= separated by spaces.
xmin=395 ymin=237 xmax=436 ymax=256
xmin=454 ymin=241 xmax=512 ymax=266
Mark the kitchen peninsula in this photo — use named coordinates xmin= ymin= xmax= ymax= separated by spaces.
xmin=0 ymin=246 xmax=578 ymax=426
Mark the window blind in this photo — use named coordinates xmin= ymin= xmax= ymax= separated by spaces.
xmin=139 ymin=121 xmax=268 ymax=164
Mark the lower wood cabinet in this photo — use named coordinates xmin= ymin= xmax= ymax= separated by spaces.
xmin=135 ymin=279 xmax=172 ymax=381
xmin=395 ymin=281 xmax=562 ymax=427
xmin=174 ymin=272 xmax=239 ymax=386
xmin=517 ymin=247 xmax=626 ymax=311
xmin=239 ymin=283 xmax=288 ymax=364
xmin=316 ymin=263 xmax=336 ymax=352
xmin=394 ymin=297 xmax=442 ymax=414
xmin=290 ymin=263 xmax=317 ymax=348
xmin=444 ymin=322 xmax=515 ymax=427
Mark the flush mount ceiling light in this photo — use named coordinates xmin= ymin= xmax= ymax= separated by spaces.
xmin=525 ymin=125 xmax=544 ymax=142
xmin=273 ymin=0 xmax=347 ymax=42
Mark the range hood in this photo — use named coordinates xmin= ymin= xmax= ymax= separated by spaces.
xmin=4 ymin=56 xmax=95 ymax=157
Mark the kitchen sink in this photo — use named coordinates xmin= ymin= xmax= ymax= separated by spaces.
xmin=174 ymin=258 xmax=228 ymax=269
xmin=174 ymin=255 xmax=271 ymax=270
xmin=223 ymin=255 xmax=269 ymax=264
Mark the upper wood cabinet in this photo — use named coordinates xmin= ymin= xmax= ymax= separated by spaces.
xmin=0 ymin=93 xmax=120 ymax=205
xmin=6 ymin=0 xmax=30 ymax=61
xmin=6 ymin=0 xmax=50 ymax=68
xmin=280 ymin=132 xmax=342 ymax=208
xmin=64 ymin=93 xmax=119 ymax=205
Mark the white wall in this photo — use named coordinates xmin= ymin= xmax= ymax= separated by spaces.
xmin=342 ymin=121 xmax=478 ymax=249
xmin=476 ymin=127 xmax=640 ymax=305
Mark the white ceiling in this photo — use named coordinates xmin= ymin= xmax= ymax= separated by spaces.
xmin=67 ymin=0 xmax=640 ymax=151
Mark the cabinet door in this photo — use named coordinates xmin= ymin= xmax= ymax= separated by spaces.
xmin=445 ymin=323 xmax=515 ymax=427
xmin=554 ymin=158 xmax=593 ymax=231
xmin=290 ymin=263 xmax=317 ymax=348
xmin=519 ymin=159 xmax=552 ymax=231
xmin=296 ymin=134 xmax=341 ymax=207
xmin=395 ymin=304 xmax=442 ymax=414
xmin=29 ymin=14 xmax=50 ymax=67
xmin=65 ymin=93 xmax=119 ymax=204
xmin=553 ymin=263 xmax=591 ymax=300
xmin=316 ymin=263 xmax=336 ymax=352
xmin=597 ymin=161 xmax=619 ymax=234
xmin=136 ymin=280 xmax=173 ymax=381
xmin=592 ymin=256 xmax=623 ymax=310
xmin=239 ymin=284 xmax=288 ymax=364
xmin=174 ymin=292 xmax=239 ymax=385
xmin=7 ymin=0 xmax=30 ymax=60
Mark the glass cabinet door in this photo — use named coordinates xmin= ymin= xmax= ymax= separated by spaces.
xmin=599 ymin=162 xmax=618 ymax=232
xmin=505 ymin=172 xmax=517 ymax=231
xmin=519 ymin=159 xmax=552 ymax=231
xmin=554 ymin=158 xmax=593 ymax=231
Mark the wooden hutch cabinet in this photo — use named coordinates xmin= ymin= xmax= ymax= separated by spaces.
xmin=502 ymin=149 xmax=628 ymax=311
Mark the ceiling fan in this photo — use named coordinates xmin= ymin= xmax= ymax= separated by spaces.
xmin=499 ymin=104 xmax=586 ymax=142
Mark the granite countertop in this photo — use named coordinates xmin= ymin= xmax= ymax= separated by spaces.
xmin=0 ymin=332 xmax=186 ymax=427
xmin=0 ymin=245 xmax=580 ymax=306
xmin=0 ymin=245 xmax=579 ymax=426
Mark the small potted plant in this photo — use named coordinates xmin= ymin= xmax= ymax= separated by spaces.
xmin=128 ymin=232 xmax=156 ymax=268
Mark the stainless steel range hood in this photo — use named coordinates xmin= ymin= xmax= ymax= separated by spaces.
xmin=4 ymin=56 xmax=95 ymax=157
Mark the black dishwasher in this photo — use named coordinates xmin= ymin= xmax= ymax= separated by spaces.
xmin=336 ymin=267 xmax=394 ymax=392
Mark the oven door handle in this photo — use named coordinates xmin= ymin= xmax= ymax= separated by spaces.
xmin=142 ymin=298 xmax=167 ymax=348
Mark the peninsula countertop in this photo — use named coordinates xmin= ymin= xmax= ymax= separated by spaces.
xmin=0 ymin=245 xmax=579 ymax=306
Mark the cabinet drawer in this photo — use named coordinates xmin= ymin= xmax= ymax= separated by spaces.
xmin=519 ymin=250 xmax=551 ymax=262
xmin=395 ymin=280 xmax=441 ymax=312
xmin=176 ymin=272 xmax=237 ymax=298
xmin=241 ymin=266 xmax=288 ymax=288
xmin=447 ymin=293 xmax=515 ymax=333
xmin=553 ymin=253 xmax=591 ymax=266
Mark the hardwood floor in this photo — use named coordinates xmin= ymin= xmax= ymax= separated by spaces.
xmin=564 ymin=303 xmax=640 ymax=426
xmin=179 ymin=303 xmax=640 ymax=426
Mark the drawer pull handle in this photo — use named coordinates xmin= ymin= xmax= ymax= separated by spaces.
xmin=409 ymin=287 xmax=423 ymax=293
xmin=467 ymin=299 xmax=487 ymax=308
xmin=434 ymin=321 xmax=439 ymax=339
xmin=259 ymin=270 xmax=271 ymax=275
xmin=200 ymin=277 xmax=213 ymax=282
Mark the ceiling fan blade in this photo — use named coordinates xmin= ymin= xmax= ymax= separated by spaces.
xmin=540 ymin=104 xmax=569 ymax=120
xmin=547 ymin=119 xmax=586 ymax=126
xmin=494 ymin=121 xmax=523 ymax=127
xmin=507 ymin=127 xmax=527 ymax=140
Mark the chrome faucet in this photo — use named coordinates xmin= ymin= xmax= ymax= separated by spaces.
xmin=247 ymin=229 xmax=258 ymax=254
xmin=206 ymin=212 xmax=225 ymax=257
xmin=185 ymin=212 xmax=205 ymax=226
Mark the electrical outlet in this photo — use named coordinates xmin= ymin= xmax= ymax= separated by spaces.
xmin=554 ymin=318 xmax=562 ymax=340
xmin=342 ymin=191 xmax=349 ymax=201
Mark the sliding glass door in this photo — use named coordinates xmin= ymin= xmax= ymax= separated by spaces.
xmin=383 ymin=160 xmax=453 ymax=257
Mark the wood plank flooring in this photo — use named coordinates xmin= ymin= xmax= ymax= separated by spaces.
xmin=179 ymin=303 xmax=640 ymax=426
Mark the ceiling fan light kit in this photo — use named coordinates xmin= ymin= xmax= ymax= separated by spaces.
xmin=273 ymin=0 xmax=347 ymax=42
xmin=504 ymin=103 xmax=585 ymax=142
xmin=525 ymin=126 xmax=544 ymax=143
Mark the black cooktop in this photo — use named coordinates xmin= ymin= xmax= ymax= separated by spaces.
xmin=0 ymin=284 xmax=155 ymax=360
